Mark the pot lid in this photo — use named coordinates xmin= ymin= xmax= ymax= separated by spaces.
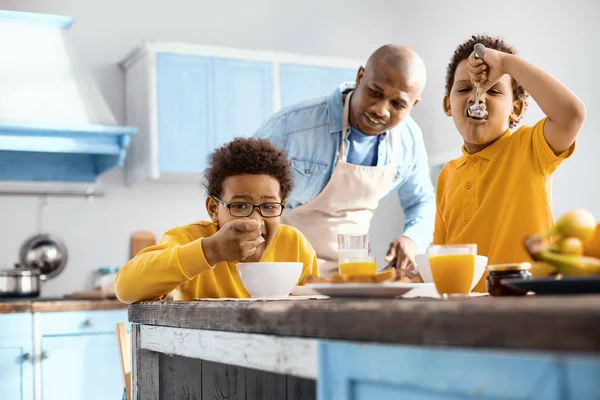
xmin=0 ymin=269 xmax=39 ymax=277
xmin=19 ymin=234 xmax=68 ymax=280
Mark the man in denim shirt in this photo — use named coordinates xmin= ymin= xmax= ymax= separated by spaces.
xmin=254 ymin=45 xmax=435 ymax=277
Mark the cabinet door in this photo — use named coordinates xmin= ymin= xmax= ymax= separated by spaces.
xmin=213 ymin=58 xmax=273 ymax=149
xmin=280 ymin=64 xmax=357 ymax=108
xmin=156 ymin=53 xmax=214 ymax=174
xmin=318 ymin=342 xmax=575 ymax=400
xmin=41 ymin=334 xmax=123 ymax=400
xmin=0 ymin=338 xmax=34 ymax=400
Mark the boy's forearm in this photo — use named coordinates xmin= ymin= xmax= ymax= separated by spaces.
xmin=115 ymin=243 xmax=212 ymax=303
xmin=504 ymin=54 xmax=585 ymax=129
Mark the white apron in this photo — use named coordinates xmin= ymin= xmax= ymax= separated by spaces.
xmin=282 ymin=91 xmax=398 ymax=277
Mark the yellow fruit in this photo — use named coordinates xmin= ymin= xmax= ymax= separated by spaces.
xmin=584 ymin=223 xmax=600 ymax=258
xmin=549 ymin=237 xmax=584 ymax=255
xmin=537 ymin=251 xmax=600 ymax=276
xmin=542 ymin=209 xmax=596 ymax=243
xmin=529 ymin=261 xmax=558 ymax=278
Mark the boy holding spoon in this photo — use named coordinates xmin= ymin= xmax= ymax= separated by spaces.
xmin=434 ymin=34 xmax=585 ymax=291
xmin=115 ymin=137 xmax=319 ymax=303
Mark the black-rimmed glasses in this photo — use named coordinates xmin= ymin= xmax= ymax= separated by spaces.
xmin=212 ymin=195 xmax=284 ymax=218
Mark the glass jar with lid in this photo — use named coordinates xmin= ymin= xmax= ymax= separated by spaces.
xmin=486 ymin=263 xmax=532 ymax=296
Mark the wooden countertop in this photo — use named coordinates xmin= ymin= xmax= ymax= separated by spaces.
xmin=0 ymin=298 xmax=127 ymax=314
xmin=129 ymin=295 xmax=600 ymax=353
xmin=0 ymin=300 xmax=31 ymax=314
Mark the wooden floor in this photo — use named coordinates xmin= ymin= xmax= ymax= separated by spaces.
xmin=158 ymin=354 xmax=316 ymax=400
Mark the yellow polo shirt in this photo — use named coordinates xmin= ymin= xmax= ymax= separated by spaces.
xmin=433 ymin=118 xmax=574 ymax=291
xmin=115 ymin=222 xmax=319 ymax=303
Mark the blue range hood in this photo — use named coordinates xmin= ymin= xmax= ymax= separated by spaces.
xmin=0 ymin=10 xmax=137 ymax=182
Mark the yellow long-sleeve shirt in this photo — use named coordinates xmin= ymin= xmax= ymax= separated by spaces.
xmin=115 ymin=221 xmax=319 ymax=303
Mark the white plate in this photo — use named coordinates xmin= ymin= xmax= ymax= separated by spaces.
xmin=290 ymin=285 xmax=322 ymax=296
xmin=306 ymin=282 xmax=433 ymax=298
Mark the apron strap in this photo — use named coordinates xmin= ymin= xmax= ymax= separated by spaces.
xmin=338 ymin=92 xmax=352 ymax=163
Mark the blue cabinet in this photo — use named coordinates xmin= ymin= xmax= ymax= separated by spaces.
xmin=39 ymin=309 xmax=128 ymax=400
xmin=0 ymin=309 xmax=127 ymax=400
xmin=280 ymin=64 xmax=356 ymax=108
xmin=41 ymin=334 xmax=123 ymax=400
xmin=122 ymin=43 xmax=361 ymax=184
xmin=318 ymin=341 xmax=600 ymax=400
xmin=153 ymin=53 xmax=272 ymax=175
xmin=0 ymin=314 xmax=33 ymax=400
xmin=156 ymin=54 xmax=214 ymax=174
xmin=124 ymin=48 xmax=274 ymax=183
xmin=212 ymin=58 xmax=273 ymax=149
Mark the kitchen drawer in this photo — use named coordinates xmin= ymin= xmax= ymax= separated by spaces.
xmin=39 ymin=310 xmax=128 ymax=336
xmin=0 ymin=313 xmax=32 ymax=338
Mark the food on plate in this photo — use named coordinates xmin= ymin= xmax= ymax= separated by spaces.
xmin=304 ymin=269 xmax=411 ymax=284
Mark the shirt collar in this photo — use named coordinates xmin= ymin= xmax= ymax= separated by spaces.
xmin=455 ymin=129 xmax=512 ymax=169
xmin=327 ymin=83 xmax=351 ymax=134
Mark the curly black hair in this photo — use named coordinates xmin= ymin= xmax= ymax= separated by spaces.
xmin=445 ymin=34 xmax=529 ymax=128
xmin=204 ymin=137 xmax=293 ymax=200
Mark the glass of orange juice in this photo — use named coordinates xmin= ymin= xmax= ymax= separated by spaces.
xmin=427 ymin=244 xmax=477 ymax=295
xmin=339 ymin=256 xmax=377 ymax=276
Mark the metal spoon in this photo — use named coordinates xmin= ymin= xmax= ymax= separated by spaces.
xmin=467 ymin=43 xmax=487 ymax=119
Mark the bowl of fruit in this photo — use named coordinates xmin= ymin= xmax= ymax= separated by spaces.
xmin=510 ymin=208 xmax=600 ymax=295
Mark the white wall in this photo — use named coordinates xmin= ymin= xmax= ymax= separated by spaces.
xmin=0 ymin=0 xmax=598 ymax=296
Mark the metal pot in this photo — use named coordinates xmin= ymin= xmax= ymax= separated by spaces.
xmin=0 ymin=234 xmax=68 ymax=298
xmin=20 ymin=234 xmax=68 ymax=279
xmin=0 ymin=267 xmax=41 ymax=298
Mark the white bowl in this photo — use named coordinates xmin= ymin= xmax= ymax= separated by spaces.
xmin=415 ymin=254 xmax=488 ymax=291
xmin=236 ymin=262 xmax=303 ymax=298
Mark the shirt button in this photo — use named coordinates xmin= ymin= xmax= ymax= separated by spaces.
xmin=465 ymin=182 xmax=472 ymax=190
xmin=305 ymin=169 xmax=310 ymax=174
xmin=470 ymin=157 xmax=477 ymax=164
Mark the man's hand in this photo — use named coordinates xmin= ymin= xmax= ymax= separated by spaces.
xmin=384 ymin=236 xmax=418 ymax=271
xmin=202 ymin=219 xmax=262 ymax=266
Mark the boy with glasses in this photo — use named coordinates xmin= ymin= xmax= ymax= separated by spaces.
xmin=115 ymin=138 xmax=318 ymax=302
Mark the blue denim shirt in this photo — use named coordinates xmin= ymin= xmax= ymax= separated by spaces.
xmin=253 ymin=84 xmax=435 ymax=252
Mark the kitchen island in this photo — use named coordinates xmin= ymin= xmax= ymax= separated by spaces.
xmin=129 ymin=295 xmax=600 ymax=400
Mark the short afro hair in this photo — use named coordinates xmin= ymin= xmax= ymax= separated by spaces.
xmin=204 ymin=137 xmax=293 ymax=200
xmin=445 ymin=34 xmax=529 ymax=128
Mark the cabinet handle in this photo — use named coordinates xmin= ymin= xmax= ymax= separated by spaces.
xmin=40 ymin=351 xmax=48 ymax=360
xmin=22 ymin=353 xmax=31 ymax=361
xmin=83 ymin=318 xmax=93 ymax=327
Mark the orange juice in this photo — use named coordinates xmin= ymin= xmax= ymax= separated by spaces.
xmin=339 ymin=261 xmax=377 ymax=276
xmin=429 ymin=254 xmax=475 ymax=294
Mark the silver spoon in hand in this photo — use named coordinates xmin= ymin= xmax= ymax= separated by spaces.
xmin=467 ymin=43 xmax=487 ymax=119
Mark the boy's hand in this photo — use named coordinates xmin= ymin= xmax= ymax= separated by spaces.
xmin=202 ymin=219 xmax=262 ymax=265
xmin=468 ymin=46 xmax=510 ymax=93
